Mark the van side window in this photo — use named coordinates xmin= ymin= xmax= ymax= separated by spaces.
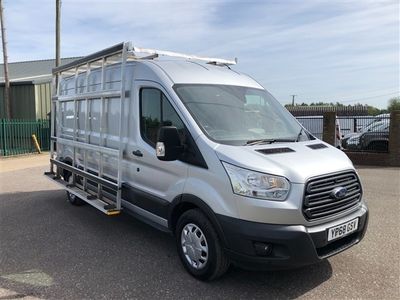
xmin=140 ymin=88 xmax=185 ymax=147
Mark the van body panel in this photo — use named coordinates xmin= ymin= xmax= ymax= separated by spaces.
xmin=233 ymin=184 xmax=364 ymax=226
xmin=50 ymin=44 xmax=368 ymax=276
xmin=217 ymin=204 xmax=368 ymax=270
xmin=148 ymin=60 xmax=263 ymax=88
xmin=183 ymin=136 xmax=239 ymax=218
xmin=214 ymin=141 xmax=353 ymax=184
xmin=124 ymin=79 xmax=188 ymax=203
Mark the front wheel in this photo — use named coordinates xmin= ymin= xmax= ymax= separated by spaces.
xmin=175 ymin=209 xmax=230 ymax=281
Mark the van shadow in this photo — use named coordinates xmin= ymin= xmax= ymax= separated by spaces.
xmin=0 ymin=189 xmax=332 ymax=299
xmin=213 ymin=261 xmax=332 ymax=299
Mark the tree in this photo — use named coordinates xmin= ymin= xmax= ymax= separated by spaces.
xmin=367 ymin=105 xmax=381 ymax=116
xmin=388 ymin=97 xmax=400 ymax=112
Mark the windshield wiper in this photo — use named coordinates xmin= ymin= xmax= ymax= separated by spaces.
xmin=245 ymin=138 xmax=294 ymax=146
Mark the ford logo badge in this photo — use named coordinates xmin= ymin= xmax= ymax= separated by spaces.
xmin=331 ymin=187 xmax=347 ymax=199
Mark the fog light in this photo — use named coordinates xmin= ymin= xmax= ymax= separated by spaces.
xmin=254 ymin=242 xmax=273 ymax=256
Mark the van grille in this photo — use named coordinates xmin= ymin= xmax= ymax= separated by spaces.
xmin=303 ymin=171 xmax=362 ymax=221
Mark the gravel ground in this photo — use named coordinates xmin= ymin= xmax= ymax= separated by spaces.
xmin=0 ymin=154 xmax=399 ymax=299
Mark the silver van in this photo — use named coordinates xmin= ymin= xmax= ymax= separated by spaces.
xmin=46 ymin=42 xmax=368 ymax=280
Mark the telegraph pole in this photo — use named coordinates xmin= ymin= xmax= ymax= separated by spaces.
xmin=291 ymin=94 xmax=297 ymax=106
xmin=55 ymin=0 xmax=61 ymax=68
xmin=0 ymin=0 xmax=11 ymax=119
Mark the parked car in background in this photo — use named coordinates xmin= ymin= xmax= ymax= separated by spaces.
xmin=344 ymin=121 xmax=390 ymax=151
xmin=342 ymin=113 xmax=390 ymax=149
xmin=366 ymin=113 xmax=390 ymax=128
xmin=342 ymin=121 xmax=382 ymax=147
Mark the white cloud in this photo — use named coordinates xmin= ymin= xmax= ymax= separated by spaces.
xmin=1 ymin=0 xmax=399 ymax=108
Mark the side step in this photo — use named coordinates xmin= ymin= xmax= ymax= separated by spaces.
xmin=44 ymin=172 xmax=121 ymax=216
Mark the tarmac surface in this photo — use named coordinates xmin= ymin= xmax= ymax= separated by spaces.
xmin=0 ymin=154 xmax=399 ymax=299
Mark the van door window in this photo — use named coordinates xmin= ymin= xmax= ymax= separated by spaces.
xmin=140 ymin=88 xmax=184 ymax=147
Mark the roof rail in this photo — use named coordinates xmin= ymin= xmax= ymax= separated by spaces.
xmin=130 ymin=46 xmax=237 ymax=66
xmin=53 ymin=42 xmax=127 ymax=74
xmin=53 ymin=41 xmax=237 ymax=74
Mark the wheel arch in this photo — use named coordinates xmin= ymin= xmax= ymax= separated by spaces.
xmin=60 ymin=156 xmax=73 ymax=180
xmin=168 ymin=194 xmax=227 ymax=247
xmin=366 ymin=139 xmax=389 ymax=151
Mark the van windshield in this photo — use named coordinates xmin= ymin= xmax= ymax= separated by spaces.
xmin=174 ymin=84 xmax=310 ymax=145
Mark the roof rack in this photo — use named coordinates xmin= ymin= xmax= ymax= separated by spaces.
xmin=130 ymin=46 xmax=237 ymax=66
xmin=53 ymin=42 xmax=237 ymax=74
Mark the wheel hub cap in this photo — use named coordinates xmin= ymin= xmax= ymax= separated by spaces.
xmin=181 ymin=223 xmax=208 ymax=269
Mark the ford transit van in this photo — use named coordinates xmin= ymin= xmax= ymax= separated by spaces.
xmin=46 ymin=42 xmax=368 ymax=280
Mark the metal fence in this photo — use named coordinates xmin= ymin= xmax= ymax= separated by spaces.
xmin=295 ymin=114 xmax=391 ymax=153
xmin=292 ymin=106 xmax=371 ymax=145
xmin=0 ymin=119 xmax=50 ymax=156
xmin=287 ymin=105 xmax=368 ymax=116
xmin=296 ymin=116 xmax=323 ymax=140
xmin=339 ymin=114 xmax=391 ymax=152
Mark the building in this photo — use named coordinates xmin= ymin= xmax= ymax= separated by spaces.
xmin=0 ymin=57 xmax=79 ymax=119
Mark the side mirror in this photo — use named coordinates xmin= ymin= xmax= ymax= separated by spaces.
xmin=156 ymin=126 xmax=183 ymax=161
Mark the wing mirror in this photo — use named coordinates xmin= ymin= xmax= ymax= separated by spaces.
xmin=156 ymin=126 xmax=183 ymax=161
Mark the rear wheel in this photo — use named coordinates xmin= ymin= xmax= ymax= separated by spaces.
xmin=175 ymin=209 xmax=229 ymax=281
xmin=63 ymin=165 xmax=85 ymax=206
xmin=367 ymin=141 xmax=388 ymax=152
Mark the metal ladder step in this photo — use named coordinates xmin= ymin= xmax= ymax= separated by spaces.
xmin=44 ymin=172 xmax=121 ymax=216
xmin=67 ymin=185 xmax=120 ymax=215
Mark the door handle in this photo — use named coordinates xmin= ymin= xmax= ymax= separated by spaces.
xmin=132 ymin=150 xmax=143 ymax=157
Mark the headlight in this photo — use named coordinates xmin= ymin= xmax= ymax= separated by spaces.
xmin=222 ymin=162 xmax=290 ymax=201
xmin=347 ymin=136 xmax=359 ymax=145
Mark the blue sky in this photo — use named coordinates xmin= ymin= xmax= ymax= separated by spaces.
xmin=1 ymin=0 xmax=399 ymax=108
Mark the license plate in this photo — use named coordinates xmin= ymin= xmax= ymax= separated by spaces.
xmin=328 ymin=218 xmax=359 ymax=242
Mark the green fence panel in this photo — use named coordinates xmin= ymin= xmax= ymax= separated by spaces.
xmin=0 ymin=118 xmax=51 ymax=156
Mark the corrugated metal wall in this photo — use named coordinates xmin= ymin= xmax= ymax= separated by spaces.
xmin=0 ymin=86 xmax=3 ymax=118
xmin=0 ymin=84 xmax=35 ymax=119
xmin=0 ymin=82 xmax=51 ymax=119
xmin=34 ymin=82 xmax=51 ymax=119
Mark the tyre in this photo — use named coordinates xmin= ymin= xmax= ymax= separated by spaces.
xmin=175 ymin=209 xmax=229 ymax=281
xmin=65 ymin=189 xmax=85 ymax=206
xmin=367 ymin=141 xmax=388 ymax=152
xmin=63 ymin=166 xmax=85 ymax=206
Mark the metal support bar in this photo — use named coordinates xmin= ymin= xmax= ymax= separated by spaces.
xmin=44 ymin=171 xmax=120 ymax=216
xmin=83 ymin=62 xmax=91 ymax=191
xmin=72 ymin=66 xmax=79 ymax=186
xmin=51 ymin=159 xmax=118 ymax=190
xmin=130 ymin=46 xmax=237 ymax=65
xmin=50 ymin=75 xmax=56 ymax=172
xmin=54 ymin=137 xmax=119 ymax=156
xmin=52 ymin=90 xmax=122 ymax=102
xmin=115 ymin=43 xmax=129 ymax=210
xmin=53 ymin=42 xmax=127 ymax=74
xmin=52 ymin=41 xmax=236 ymax=78
xmin=98 ymin=57 xmax=106 ymax=198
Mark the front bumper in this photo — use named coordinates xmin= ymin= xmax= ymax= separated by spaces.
xmin=217 ymin=205 xmax=368 ymax=270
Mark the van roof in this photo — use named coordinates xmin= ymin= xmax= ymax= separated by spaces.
xmin=146 ymin=60 xmax=263 ymax=89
